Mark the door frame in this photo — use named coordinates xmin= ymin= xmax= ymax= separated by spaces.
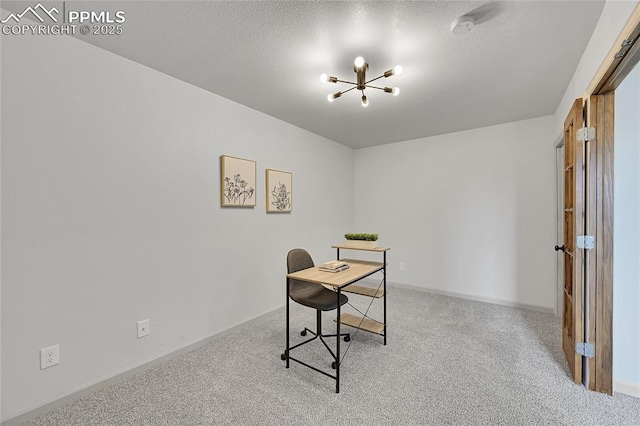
xmin=554 ymin=133 xmax=565 ymax=318
xmin=579 ymin=5 xmax=640 ymax=395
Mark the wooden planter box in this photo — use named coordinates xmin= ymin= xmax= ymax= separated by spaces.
xmin=344 ymin=240 xmax=377 ymax=249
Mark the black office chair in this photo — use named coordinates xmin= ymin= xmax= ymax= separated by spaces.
xmin=282 ymin=248 xmax=350 ymax=368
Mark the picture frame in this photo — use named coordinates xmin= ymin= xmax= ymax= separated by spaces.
xmin=220 ymin=155 xmax=257 ymax=207
xmin=266 ymin=169 xmax=292 ymax=213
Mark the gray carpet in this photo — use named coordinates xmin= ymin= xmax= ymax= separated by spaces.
xmin=27 ymin=286 xmax=640 ymax=425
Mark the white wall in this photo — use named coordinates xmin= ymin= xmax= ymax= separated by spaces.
xmin=354 ymin=116 xmax=558 ymax=310
xmin=613 ymin=62 xmax=640 ymax=391
xmin=555 ymin=0 xmax=639 ymax=130
xmin=0 ymin=30 xmax=354 ymax=420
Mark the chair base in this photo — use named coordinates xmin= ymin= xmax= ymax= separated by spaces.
xmin=281 ymin=310 xmax=350 ymax=368
xmin=301 ymin=327 xmax=351 ymax=341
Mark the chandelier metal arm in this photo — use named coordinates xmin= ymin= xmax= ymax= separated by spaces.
xmin=341 ymin=86 xmax=357 ymax=94
xmin=336 ymin=79 xmax=357 ymax=85
xmin=365 ymin=75 xmax=385 ymax=85
xmin=365 ymin=84 xmax=385 ymax=91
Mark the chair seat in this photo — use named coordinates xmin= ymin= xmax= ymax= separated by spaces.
xmin=290 ymin=280 xmax=348 ymax=311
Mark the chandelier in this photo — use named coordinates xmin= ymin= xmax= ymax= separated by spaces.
xmin=320 ymin=56 xmax=402 ymax=107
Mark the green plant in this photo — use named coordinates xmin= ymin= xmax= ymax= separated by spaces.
xmin=344 ymin=233 xmax=378 ymax=241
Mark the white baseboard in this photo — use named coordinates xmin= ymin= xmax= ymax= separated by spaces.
xmin=615 ymin=379 xmax=640 ymax=398
xmin=1 ymin=306 xmax=282 ymax=426
xmin=358 ymin=279 xmax=554 ymax=314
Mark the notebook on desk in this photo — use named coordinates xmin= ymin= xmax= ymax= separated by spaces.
xmin=319 ymin=260 xmax=350 ymax=273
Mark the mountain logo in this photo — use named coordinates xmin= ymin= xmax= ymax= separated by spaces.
xmin=1 ymin=3 xmax=59 ymax=24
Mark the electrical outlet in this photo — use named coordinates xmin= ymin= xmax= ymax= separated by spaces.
xmin=137 ymin=319 xmax=150 ymax=338
xmin=40 ymin=345 xmax=59 ymax=369
xmin=399 ymin=262 xmax=405 ymax=271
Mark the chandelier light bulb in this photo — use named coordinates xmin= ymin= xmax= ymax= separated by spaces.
xmin=328 ymin=92 xmax=342 ymax=102
xmin=384 ymin=65 xmax=403 ymax=78
xmin=361 ymin=95 xmax=369 ymax=107
xmin=354 ymin=56 xmax=365 ymax=68
xmin=320 ymin=73 xmax=328 ymax=83
xmin=392 ymin=87 xmax=400 ymax=96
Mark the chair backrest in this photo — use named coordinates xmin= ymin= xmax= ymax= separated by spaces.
xmin=287 ymin=248 xmax=314 ymax=274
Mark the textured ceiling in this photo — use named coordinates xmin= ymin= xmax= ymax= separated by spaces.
xmin=3 ymin=1 xmax=605 ymax=148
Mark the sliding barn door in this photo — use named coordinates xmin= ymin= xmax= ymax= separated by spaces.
xmin=562 ymin=99 xmax=585 ymax=384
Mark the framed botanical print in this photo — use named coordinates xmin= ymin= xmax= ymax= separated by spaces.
xmin=220 ymin=155 xmax=256 ymax=207
xmin=265 ymin=169 xmax=292 ymax=213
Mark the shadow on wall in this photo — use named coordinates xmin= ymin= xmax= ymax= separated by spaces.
xmin=467 ymin=2 xmax=504 ymax=26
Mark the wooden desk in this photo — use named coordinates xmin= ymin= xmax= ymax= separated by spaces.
xmin=286 ymin=259 xmax=383 ymax=288
xmin=284 ymin=252 xmax=388 ymax=393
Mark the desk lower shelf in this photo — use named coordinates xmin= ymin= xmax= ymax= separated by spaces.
xmin=342 ymin=284 xmax=384 ymax=298
xmin=338 ymin=313 xmax=385 ymax=335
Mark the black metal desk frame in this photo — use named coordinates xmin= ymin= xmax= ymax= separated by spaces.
xmin=283 ymin=247 xmax=387 ymax=393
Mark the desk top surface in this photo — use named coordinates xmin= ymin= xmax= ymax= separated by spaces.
xmin=286 ymin=259 xmax=384 ymax=288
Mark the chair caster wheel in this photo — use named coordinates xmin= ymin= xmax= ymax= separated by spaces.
xmin=331 ymin=362 xmax=337 ymax=369
xmin=301 ymin=330 xmax=307 ymax=336
xmin=281 ymin=353 xmax=287 ymax=361
xmin=344 ymin=335 xmax=351 ymax=342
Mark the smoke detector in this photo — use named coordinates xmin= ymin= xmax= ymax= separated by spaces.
xmin=451 ymin=15 xmax=475 ymax=35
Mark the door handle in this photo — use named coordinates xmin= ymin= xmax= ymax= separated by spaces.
xmin=554 ymin=245 xmax=566 ymax=252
